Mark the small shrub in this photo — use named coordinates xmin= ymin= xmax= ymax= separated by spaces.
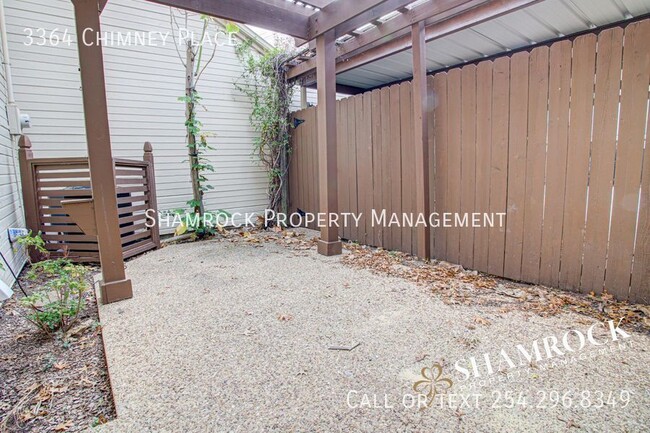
xmin=15 ymin=230 xmax=48 ymax=264
xmin=173 ymin=208 xmax=231 ymax=238
xmin=20 ymin=259 xmax=90 ymax=336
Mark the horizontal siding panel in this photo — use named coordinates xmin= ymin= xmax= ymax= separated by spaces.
xmin=4 ymin=0 xmax=269 ymax=218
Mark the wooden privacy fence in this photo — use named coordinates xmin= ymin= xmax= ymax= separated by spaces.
xmin=19 ymin=137 xmax=161 ymax=263
xmin=289 ymin=19 xmax=650 ymax=303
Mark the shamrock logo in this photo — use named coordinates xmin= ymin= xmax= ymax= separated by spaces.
xmin=413 ymin=362 xmax=453 ymax=409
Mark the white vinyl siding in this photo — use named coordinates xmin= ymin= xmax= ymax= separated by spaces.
xmin=0 ymin=28 xmax=26 ymax=288
xmin=3 ymin=0 xmax=269 ymax=227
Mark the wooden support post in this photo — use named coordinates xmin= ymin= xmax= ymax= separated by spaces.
xmin=18 ymin=136 xmax=39 ymax=262
xmin=412 ymin=22 xmax=431 ymax=259
xmin=316 ymin=30 xmax=342 ymax=256
xmin=143 ymin=142 xmax=161 ymax=249
xmin=71 ymin=0 xmax=132 ymax=303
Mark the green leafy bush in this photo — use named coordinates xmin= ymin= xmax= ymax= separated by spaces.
xmin=15 ymin=230 xmax=48 ymax=264
xmin=20 ymin=259 xmax=90 ymax=336
xmin=173 ymin=208 xmax=232 ymax=238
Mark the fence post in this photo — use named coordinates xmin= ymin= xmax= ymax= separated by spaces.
xmin=143 ymin=142 xmax=161 ymax=248
xmin=18 ymin=136 xmax=39 ymax=235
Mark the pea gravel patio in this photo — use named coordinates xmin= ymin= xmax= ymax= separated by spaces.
xmin=93 ymin=232 xmax=650 ymax=432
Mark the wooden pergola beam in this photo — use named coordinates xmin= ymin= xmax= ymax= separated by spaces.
xmin=307 ymin=0 xmax=414 ymax=40
xmin=288 ymin=0 xmax=540 ymax=80
xmin=145 ymin=0 xmax=311 ymax=39
xmin=411 ymin=21 xmax=430 ymax=259
xmin=71 ymin=0 xmax=132 ymax=303
xmin=300 ymin=0 xmax=333 ymax=8
xmin=305 ymin=82 xmax=365 ymax=95
xmin=316 ymin=30 xmax=342 ymax=256
xmin=339 ymin=0 xmax=477 ymax=58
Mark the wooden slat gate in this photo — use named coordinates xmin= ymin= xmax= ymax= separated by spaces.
xmin=19 ymin=139 xmax=161 ymax=263
xmin=289 ymin=19 xmax=650 ymax=304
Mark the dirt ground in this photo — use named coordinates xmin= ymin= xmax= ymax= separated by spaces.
xmin=92 ymin=228 xmax=650 ymax=433
xmin=0 ymin=270 xmax=115 ymax=432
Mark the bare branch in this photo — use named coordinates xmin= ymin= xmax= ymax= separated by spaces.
xmin=169 ymin=7 xmax=186 ymax=67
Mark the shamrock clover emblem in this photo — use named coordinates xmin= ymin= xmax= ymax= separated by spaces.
xmin=413 ymin=362 xmax=453 ymax=409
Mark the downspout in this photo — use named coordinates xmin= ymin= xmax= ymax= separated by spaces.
xmin=0 ymin=0 xmax=16 ymax=106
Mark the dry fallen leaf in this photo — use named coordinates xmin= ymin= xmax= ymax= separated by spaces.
xmin=277 ymin=314 xmax=293 ymax=322
xmin=54 ymin=363 xmax=68 ymax=370
xmin=415 ymin=353 xmax=429 ymax=362
xmin=473 ymin=316 xmax=491 ymax=326
xmin=54 ymin=420 xmax=73 ymax=431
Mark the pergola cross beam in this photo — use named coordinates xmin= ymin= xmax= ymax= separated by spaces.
xmin=146 ymin=0 xmax=312 ymax=39
xmin=287 ymin=0 xmax=541 ymax=81
xmin=307 ymin=0 xmax=415 ymax=40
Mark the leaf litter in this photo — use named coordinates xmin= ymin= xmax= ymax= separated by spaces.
xmin=226 ymin=227 xmax=650 ymax=333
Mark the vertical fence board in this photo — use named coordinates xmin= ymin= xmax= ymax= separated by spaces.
xmin=504 ymin=51 xmax=530 ymax=281
xmin=488 ymin=57 xmax=510 ymax=276
xmin=389 ymin=85 xmax=402 ymax=251
xmin=296 ymin=109 xmax=305 ymax=218
xmin=605 ymin=21 xmax=650 ymax=298
xmin=474 ymin=61 xmax=493 ymax=273
xmin=581 ymin=28 xmax=624 ymax=293
xmin=381 ymin=87 xmax=392 ymax=249
xmin=521 ymin=46 xmax=550 ymax=284
xmin=631 ymin=102 xmax=650 ymax=303
xmin=433 ymin=73 xmax=449 ymax=261
xmin=400 ymin=83 xmax=415 ymax=255
xmin=446 ymin=70 xmax=462 ymax=263
xmin=289 ymin=113 xmax=298 ymax=213
xmin=312 ymin=107 xmax=320 ymax=220
xmin=348 ymin=97 xmax=359 ymax=242
xmin=337 ymin=99 xmax=346 ymax=239
xmin=310 ymin=107 xmax=319 ymax=227
xmin=561 ymin=34 xmax=596 ymax=291
xmin=355 ymin=95 xmax=368 ymax=242
xmin=371 ymin=89 xmax=383 ymax=247
xmin=460 ymin=65 xmax=477 ymax=269
xmin=540 ymin=40 xmax=572 ymax=287
xmin=302 ymin=109 xmax=310 ymax=218
xmin=362 ymin=93 xmax=374 ymax=245
xmin=339 ymin=99 xmax=350 ymax=240
xmin=428 ymin=76 xmax=436 ymax=255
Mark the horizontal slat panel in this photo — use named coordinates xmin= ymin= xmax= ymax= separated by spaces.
xmin=45 ymin=242 xmax=98 ymax=252
xmin=40 ymin=215 xmax=75 ymax=224
xmin=119 ymin=213 xmax=148 ymax=225
xmin=117 ymin=176 xmax=148 ymax=186
xmin=117 ymin=194 xmax=147 ymax=204
xmin=123 ymin=239 xmax=155 ymax=254
xmin=36 ymin=171 xmax=90 ymax=179
xmin=119 ymin=222 xmax=148 ymax=234
xmin=121 ymin=230 xmax=151 ymax=244
xmin=40 ymin=224 xmax=84 ymax=234
xmin=42 ymin=233 xmax=97 ymax=242
xmin=36 ymin=164 xmax=90 ymax=172
xmin=117 ymin=203 xmax=149 ymax=214
xmin=115 ymin=168 xmax=146 ymax=177
xmin=116 ymin=185 xmax=148 ymax=194
xmin=37 ymin=180 xmax=91 ymax=188
xmin=37 ymin=188 xmax=92 ymax=198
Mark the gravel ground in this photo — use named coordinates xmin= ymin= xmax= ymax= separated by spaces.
xmin=93 ymin=233 xmax=650 ymax=433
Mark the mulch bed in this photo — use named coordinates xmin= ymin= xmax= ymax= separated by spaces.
xmin=0 ymin=267 xmax=115 ymax=432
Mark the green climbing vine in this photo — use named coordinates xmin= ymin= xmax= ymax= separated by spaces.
xmin=235 ymin=41 xmax=295 ymax=215
xmin=170 ymin=10 xmax=237 ymax=237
